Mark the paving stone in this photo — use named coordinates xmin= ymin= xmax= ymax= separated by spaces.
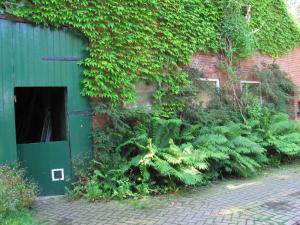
xmin=34 ymin=165 xmax=300 ymax=225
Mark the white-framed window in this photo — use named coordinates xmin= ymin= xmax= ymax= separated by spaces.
xmin=194 ymin=78 xmax=220 ymax=107
xmin=240 ymin=80 xmax=263 ymax=103
xmin=199 ymin=78 xmax=220 ymax=89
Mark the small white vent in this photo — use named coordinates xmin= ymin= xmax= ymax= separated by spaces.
xmin=51 ymin=169 xmax=64 ymax=181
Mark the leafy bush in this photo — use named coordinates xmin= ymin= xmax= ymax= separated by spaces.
xmin=70 ymin=102 xmax=300 ymax=201
xmin=248 ymin=111 xmax=300 ymax=159
xmin=70 ymin=63 xmax=300 ymax=200
xmin=190 ymin=122 xmax=267 ymax=178
xmin=70 ymin=119 xmax=209 ymax=200
xmin=92 ymin=102 xmax=153 ymax=153
xmin=253 ymin=63 xmax=298 ymax=112
xmin=1 ymin=210 xmax=40 ymax=225
xmin=116 ymin=118 xmax=207 ymax=186
xmin=265 ymin=114 xmax=300 ymax=157
xmin=0 ymin=165 xmax=37 ymax=217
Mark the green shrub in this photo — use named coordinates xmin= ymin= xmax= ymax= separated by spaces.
xmin=73 ymin=109 xmax=299 ymax=200
xmin=70 ymin=70 xmax=300 ymax=200
xmin=266 ymin=114 xmax=300 ymax=157
xmin=190 ymin=122 xmax=267 ymax=178
xmin=0 ymin=165 xmax=37 ymax=217
xmin=249 ymin=112 xmax=300 ymax=159
xmin=253 ymin=63 xmax=298 ymax=113
xmin=1 ymin=210 xmax=40 ymax=225
xmin=116 ymin=118 xmax=208 ymax=187
xmin=70 ymin=118 xmax=208 ymax=200
xmin=69 ymin=155 xmax=137 ymax=200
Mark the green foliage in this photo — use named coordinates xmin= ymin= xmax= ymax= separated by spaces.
xmin=191 ymin=122 xmax=267 ymax=178
xmin=68 ymin=59 xmax=300 ymax=200
xmin=71 ymin=99 xmax=300 ymax=200
xmin=2 ymin=0 xmax=300 ymax=103
xmin=0 ymin=165 xmax=37 ymax=221
xmin=178 ymin=90 xmax=242 ymax=126
xmin=92 ymin=102 xmax=153 ymax=152
xmin=265 ymin=114 xmax=300 ymax=157
xmin=248 ymin=109 xmax=300 ymax=158
xmin=70 ymin=156 xmax=137 ymax=200
xmin=120 ymin=139 xmax=206 ymax=186
xmin=221 ymin=0 xmax=255 ymax=61
xmin=253 ymin=63 xmax=298 ymax=112
xmin=153 ymin=67 xmax=219 ymax=119
xmin=249 ymin=0 xmax=300 ymax=56
xmin=117 ymin=118 xmax=207 ymax=186
xmin=71 ymin=118 xmax=209 ymax=200
xmin=1 ymin=210 xmax=40 ymax=225
xmin=218 ymin=0 xmax=258 ymax=121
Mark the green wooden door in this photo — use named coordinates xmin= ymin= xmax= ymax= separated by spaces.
xmin=0 ymin=19 xmax=92 ymax=196
xmin=18 ymin=142 xmax=70 ymax=196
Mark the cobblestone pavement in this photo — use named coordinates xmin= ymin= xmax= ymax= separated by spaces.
xmin=34 ymin=164 xmax=300 ymax=225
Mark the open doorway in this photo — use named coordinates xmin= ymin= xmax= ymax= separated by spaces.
xmin=14 ymin=87 xmax=67 ymax=144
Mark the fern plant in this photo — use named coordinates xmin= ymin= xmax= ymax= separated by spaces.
xmin=191 ymin=122 xmax=267 ymax=178
xmin=119 ymin=139 xmax=206 ymax=186
xmin=257 ymin=113 xmax=300 ymax=158
xmin=116 ymin=118 xmax=208 ymax=186
xmin=69 ymin=154 xmax=137 ymax=200
xmin=246 ymin=100 xmax=300 ymax=159
xmin=71 ymin=105 xmax=300 ymax=200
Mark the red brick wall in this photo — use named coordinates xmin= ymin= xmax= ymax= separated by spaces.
xmin=93 ymin=47 xmax=300 ymax=130
xmin=191 ymin=47 xmax=300 ymax=119
xmin=191 ymin=53 xmax=227 ymax=85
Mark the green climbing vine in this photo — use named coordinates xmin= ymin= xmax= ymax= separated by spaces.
xmin=249 ymin=0 xmax=300 ymax=56
xmin=1 ymin=0 xmax=300 ymax=104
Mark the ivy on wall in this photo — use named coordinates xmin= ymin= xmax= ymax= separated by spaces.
xmin=249 ymin=0 xmax=300 ymax=56
xmin=1 ymin=0 xmax=300 ymax=104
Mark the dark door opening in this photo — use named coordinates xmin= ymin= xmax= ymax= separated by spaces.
xmin=14 ymin=87 xmax=67 ymax=144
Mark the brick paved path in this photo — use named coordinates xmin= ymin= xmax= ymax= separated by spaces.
xmin=34 ymin=164 xmax=300 ymax=225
